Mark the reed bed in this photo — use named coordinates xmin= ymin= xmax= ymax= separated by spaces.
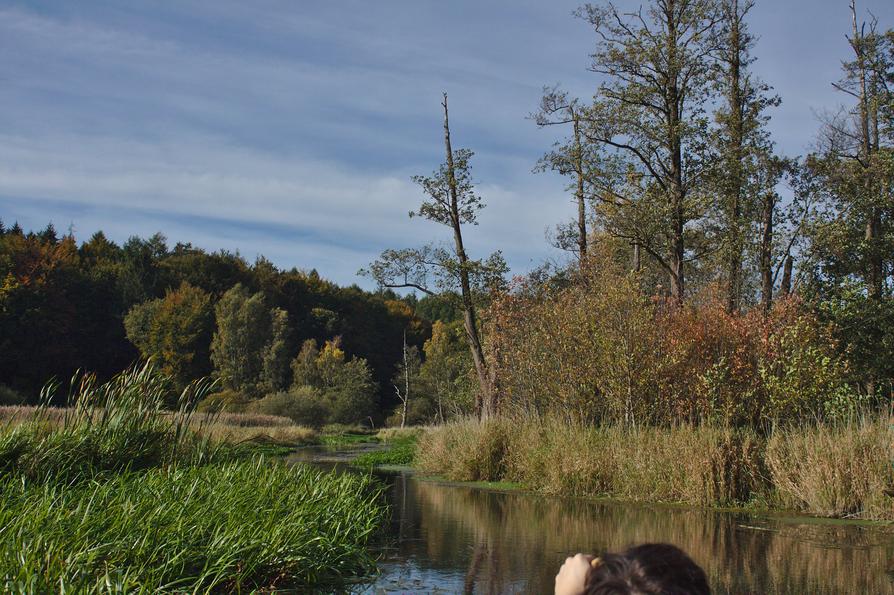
xmin=0 ymin=363 xmax=217 ymax=481
xmin=0 ymin=460 xmax=385 ymax=593
xmin=0 ymin=363 xmax=387 ymax=591
xmin=0 ymin=401 xmax=316 ymax=453
xmin=201 ymin=422 xmax=317 ymax=446
xmin=766 ymin=417 xmax=893 ymax=518
xmin=416 ymin=415 xmax=894 ymax=519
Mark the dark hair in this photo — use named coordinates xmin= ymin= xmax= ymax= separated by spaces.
xmin=584 ymin=543 xmax=710 ymax=595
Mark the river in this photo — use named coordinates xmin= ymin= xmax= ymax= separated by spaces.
xmin=290 ymin=445 xmax=894 ymax=594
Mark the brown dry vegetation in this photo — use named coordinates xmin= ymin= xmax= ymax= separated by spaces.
xmin=0 ymin=405 xmax=317 ymax=447
xmin=416 ymin=416 xmax=894 ymax=520
xmin=766 ymin=419 xmax=893 ymax=518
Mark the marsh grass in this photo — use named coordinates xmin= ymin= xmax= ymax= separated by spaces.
xmin=415 ymin=417 xmax=512 ymax=481
xmin=0 ymin=400 xmax=317 ymax=456
xmin=416 ymin=415 xmax=894 ymax=519
xmin=321 ymin=431 xmax=378 ymax=447
xmin=353 ymin=432 xmax=419 ymax=467
xmin=0 ymin=363 xmax=218 ymax=481
xmin=0 ymin=459 xmax=386 ymax=593
xmin=766 ymin=417 xmax=894 ymax=518
xmin=200 ymin=419 xmax=317 ymax=447
xmin=0 ymin=363 xmax=388 ymax=591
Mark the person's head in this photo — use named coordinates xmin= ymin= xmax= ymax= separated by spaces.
xmin=584 ymin=543 xmax=710 ymax=595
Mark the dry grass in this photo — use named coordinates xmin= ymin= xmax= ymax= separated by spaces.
xmin=766 ymin=417 xmax=894 ymax=519
xmin=201 ymin=422 xmax=317 ymax=446
xmin=0 ymin=406 xmax=316 ymax=447
xmin=415 ymin=416 xmax=513 ymax=482
xmin=0 ymin=405 xmax=66 ymax=425
xmin=416 ymin=414 xmax=894 ymax=518
xmin=376 ymin=426 xmax=427 ymax=443
xmin=190 ymin=411 xmax=294 ymax=428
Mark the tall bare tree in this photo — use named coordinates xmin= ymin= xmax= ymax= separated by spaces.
xmin=362 ymin=95 xmax=507 ymax=418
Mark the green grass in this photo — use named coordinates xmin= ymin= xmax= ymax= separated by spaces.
xmin=353 ymin=434 xmax=417 ymax=467
xmin=320 ymin=432 xmax=379 ymax=447
xmin=0 ymin=363 xmax=218 ymax=482
xmin=0 ymin=459 xmax=386 ymax=593
xmin=0 ymin=363 xmax=389 ymax=592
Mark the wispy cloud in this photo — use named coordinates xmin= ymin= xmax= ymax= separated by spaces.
xmin=1 ymin=0 xmax=892 ymax=285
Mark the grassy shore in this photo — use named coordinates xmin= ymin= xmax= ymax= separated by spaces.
xmin=0 ymin=364 xmax=386 ymax=592
xmin=415 ymin=416 xmax=894 ymax=520
xmin=352 ymin=427 xmax=422 ymax=467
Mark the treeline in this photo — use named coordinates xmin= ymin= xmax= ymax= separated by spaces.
xmin=368 ymin=0 xmax=894 ymax=425
xmin=0 ymin=223 xmax=474 ymax=426
xmin=4 ymin=1 xmax=893 ymax=431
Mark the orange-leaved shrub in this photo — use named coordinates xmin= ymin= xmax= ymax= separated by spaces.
xmin=487 ymin=263 xmax=857 ymax=426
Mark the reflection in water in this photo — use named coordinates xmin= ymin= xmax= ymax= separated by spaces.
xmin=364 ymin=471 xmax=894 ymax=594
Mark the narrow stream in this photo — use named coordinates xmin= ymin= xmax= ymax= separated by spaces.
xmin=290 ymin=446 xmax=894 ymax=594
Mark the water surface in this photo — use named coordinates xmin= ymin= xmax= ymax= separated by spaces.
xmin=290 ymin=447 xmax=894 ymax=594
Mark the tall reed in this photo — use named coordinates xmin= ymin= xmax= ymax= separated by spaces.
xmin=0 ymin=459 xmax=385 ymax=592
xmin=416 ymin=415 xmax=894 ymax=519
xmin=0 ymin=362 xmax=217 ymax=481
xmin=766 ymin=416 xmax=893 ymax=518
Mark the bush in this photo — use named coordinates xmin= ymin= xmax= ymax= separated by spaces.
xmin=286 ymin=340 xmax=377 ymax=426
xmin=0 ymin=385 xmax=26 ymax=406
xmin=489 ymin=262 xmax=858 ymax=425
xmin=249 ymin=387 xmax=329 ymax=427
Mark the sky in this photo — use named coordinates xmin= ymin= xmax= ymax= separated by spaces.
xmin=2 ymin=0 xmax=893 ymax=287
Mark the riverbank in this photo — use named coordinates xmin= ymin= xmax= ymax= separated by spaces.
xmin=414 ymin=416 xmax=894 ymax=521
xmin=0 ymin=366 xmax=386 ymax=592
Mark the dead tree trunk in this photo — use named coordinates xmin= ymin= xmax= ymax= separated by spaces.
xmin=442 ymin=94 xmax=495 ymax=418
xmin=573 ymin=112 xmax=588 ymax=261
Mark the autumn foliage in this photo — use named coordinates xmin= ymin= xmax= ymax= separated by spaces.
xmin=488 ymin=260 xmax=856 ymax=426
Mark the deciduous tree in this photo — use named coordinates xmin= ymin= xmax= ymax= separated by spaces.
xmin=363 ymin=95 xmax=507 ymax=417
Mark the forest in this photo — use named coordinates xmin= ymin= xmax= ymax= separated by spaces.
xmin=2 ymin=0 xmax=893 ymax=432
xmin=0 ymin=224 xmax=477 ymax=427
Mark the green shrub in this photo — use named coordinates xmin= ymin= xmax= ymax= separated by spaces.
xmin=0 ymin=385 xmax=26 ymax=406
xmin=249 ymin=387 xmax=324 ymax=425
xmin=288 ymin=339 xmax=377 ymax=425
xmin=196 ymin=389 xmax=251 ymax=413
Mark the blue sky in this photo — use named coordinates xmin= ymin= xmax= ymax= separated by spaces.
xmin=2 ymin=0 xmax=893 ymax=286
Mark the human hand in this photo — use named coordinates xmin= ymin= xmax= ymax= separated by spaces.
xmin=554 ymin=553 xmax=595 ymax=595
